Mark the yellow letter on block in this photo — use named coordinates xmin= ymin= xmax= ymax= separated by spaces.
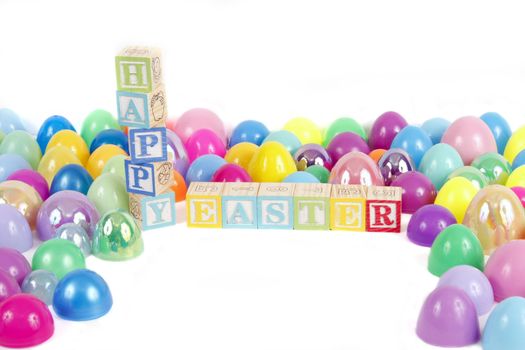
xmin=330 ymin=185 xmax=367 ymax=231
xmin=186 ymin=182 xmax=224 ymax=228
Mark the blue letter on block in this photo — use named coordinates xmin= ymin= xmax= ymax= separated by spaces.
xmin=125 ymin=159 xmax=156 ymax=196
xmin=141 ymin=192 xmax=176 ymax=230
xmin=116 ymin=91 xmax=150 ymax=128
xmin=257 ymin=198 xmax=293 ymax=229
xmin=129 ymin=127 xmax=167 ymax=163
xmin=222 ymin=197 xmax=257 ymax=229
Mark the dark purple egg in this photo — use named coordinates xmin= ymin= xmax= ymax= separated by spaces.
xmin=294 ymin=144 xmax=332 ymax=171
xmin=378 ymin=148 xmax=415 ymax=185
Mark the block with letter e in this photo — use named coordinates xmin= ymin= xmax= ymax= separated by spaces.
xmin=330 ymin=185 xmax=367 ymax=231
xmin=186 ymin=182 xmax=225 ymax=228
xmin=366 ymin=186 xmax=402 ymax=233
xmin=257 ymin=183 xmax=295 ymax=230
xmin=125 ymin=158 xmax=173 ymax=196
xmin=129 ymin=190 xmax=176 ymax=230
xmin=294 ymin=183 xmax=331 ymax=230
xmin=222 ymin=183 xmax=259 ymax=229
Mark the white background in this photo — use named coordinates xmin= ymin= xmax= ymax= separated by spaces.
xmin=1 ymin=0 xmax=524 ymax=349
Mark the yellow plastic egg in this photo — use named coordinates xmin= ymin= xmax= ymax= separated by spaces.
xmin=282 ymin=117 xmax=322 ymax=145
xmin=434 ymin=177 xmax=478 ymax=223
xmin=86 ymin=144 xmax=127 ymax=179
xmin=46 ymin=130 xmax=90 ymax=165
xmin=247 ymin=141 xmax=297 ymax=182
xmin=506 ymin=165 xmax=525 ymax=188
xmin=37 ymin=145 xmax=82 ymax=185
xmin=504 ymin=126 xmax=525 ymax=163
xmin=224 ymin=142 xmax=259 ymax=170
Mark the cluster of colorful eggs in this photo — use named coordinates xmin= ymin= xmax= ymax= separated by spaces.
xmin=2 ymin=105 xmax=525 ymax=348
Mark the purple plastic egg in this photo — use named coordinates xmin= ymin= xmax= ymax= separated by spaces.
xmin=294 ymin=143 xmax=333 ymax=171
xmin=407 ymin=204 xmax=457 ymax=247
xmin=391 ymin=171 xmax=436 ymax=214
xmin=326 ymin=132 xmax=370 ymax=165
xmin=0 ymin=247 xmax=31 ymax=285
xmin=211 ymin=164 xmax=252 ymax=182
xmin=166 ymin=129 xmax=189 ymax=178
xmin=329 ymin=151 xmax=384 ymax=186
xmin=0 ymin=269 xmax=21 ymax=303
xmin=378 ymin=148 xmax=415 ymax=185
xmin=368 ymin=111 xmax=408 ymax=150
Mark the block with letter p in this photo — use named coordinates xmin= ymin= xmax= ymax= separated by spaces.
xmin=294 ymin=183 xmax=331 ymax=230
xmin=330 ymin=185 xmax=367 ymax=231
xmin=366 ymin=186 xmax=402 ymax=233
xmin=129 ymin=191 xmax=176 ymax=230
xmin=186 ymin=182 xmax=224 ymax=228
xmin=129 ymin=127 xmax=168 ymax=163
xmin=257 ymin=183 xmax=295 ymax=230
xmin=125 ymin=158 xmax=173 ymax=196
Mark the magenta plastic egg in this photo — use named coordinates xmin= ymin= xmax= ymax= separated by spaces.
xmin=326 ymin=132 xmax=370 ymax=164
xmin=0 ymin=294 xmax=54 ymax=348
xmin=0 ymin=247 xmax=31 ymax=285
xmin=36 ymin=190 xmax=100 ymax=241
xmin=391 ymin=171 xmax=437 ymax=214
xmin=211 ymin=164 xmax=252 ymax=182
xmin=511 ymin=187 xmax=525 ymax=208
xmin=368 ymin=111 xmax=408 ymax=150
xmin=185 ymin=128 xmax=226 ymax=163
xmin=441 ymin=116 xmax=498 ymax=164
xmin=0 ymin=269 xmax=20 ymax=303
xmin=485 ymin=240 xmax=525 ymax=301
xmin=7 ymin=169 xmax=49 ymax=201
xmin=328 ymin=151 xmax=384 ymax=186
xmin=294 ymin=143 xmax=333 ymax=171
xmin=174 ymin=108 xmax=226 ymax=144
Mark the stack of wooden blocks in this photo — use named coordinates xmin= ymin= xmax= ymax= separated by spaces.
xmin=115 ymin=46 xmax=176 ymax=230
xmin=186 ymin=182 xmax=402 ymax=232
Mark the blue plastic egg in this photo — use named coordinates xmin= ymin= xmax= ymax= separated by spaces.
xmin=50 ymin=164 xmax=93 ymax=195
xmin=421 ymin=117 xmax=450 ymax=144
xmin=89 ymin=129 xmax=129 ymax=154
xmin=185 ymin=154 xmax=227 ymax=184
xmin=0 ymin=108 xmax=26 ymax=134
xmin=262 ymin=130 xmax=302 ymax=154
xmin=481 ymin=112 xmax=512 ymax=155
xmin=229 ymin=120 xmax=270 ymax=147
xmin=282 ymin=171 xmax=320 ymax=183
xmin=483 ymin=297 xmax=525 ymax=350
xmin=36 ymin=115 xmax=76 ymax=154
xmin=390 ymin=126 xmax=433 ymax=168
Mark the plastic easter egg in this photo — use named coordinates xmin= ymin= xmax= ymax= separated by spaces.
xmin=0 ymin=180 xmax=42 ymax=230
xmin=481 ymin=112 xmax=512 ymax=155
xmin=247 ymin=141 xmax=297 ymax=182
xmin=282 ymin=117 xmax=322 ymax=145
xmin=0 ymin=204 xmax=32 ymax=252
xmin=0 ymin=294 xmax=54 ymax=348
xmin=0 ymin=108 xmax=25 ymax=134
xmin=171 ymin=170 xmax=187 ymax=202
xmin=368 ymin=149 xmax=386 ymax=163
xmin=442 ymin=116 xmax=497 ymax=164
xmin=92 ymin=210 xmax=144 ymax=261
xmin=390 ymin=125 xmax=432 ymax=168
xmin=46 ymin=129 xmax=90 ymax=165
xmin=185 ymin=128 xmax=226 ymax=163
xmin=32 ymin=239 xmax=85 ymax=279
xmin=446 ymin=166 xmax=488 ymax=190
xmin=463 ymin=185 xmax=525 ymax=254
xmin=305 ymin=165 xmax=331 ymax=183
xmin=323 ymin=117 xmax=367 ymax=147
xmin=229 ymin=120 xmax=269 ymax=147
xmin=80 ymin=109 xmax=119 ymax=147
xmin=328 ymin=151 xmax=384 ymax=186
xmin=166 ymin=129 xmax=189 ymax=177
xmin=174 ymin=108 xmax=227 ymax=144
xmin=407 ymin=204 xmax=457 ymax=247
xmin=36 ymin=115 xmax=76 ymax=153
xmin=471 ymin=152 xmax=512 ymax=185
xmin=368 ymin=111 xmax=408 ymax=150
xmin=378 ymin=148 xmax=415 ymax=185
xmin=0 ymin=154 xmax=31 ymax=182
xmin=53 ymin=269 xmax=112 ymax=321
xmin=211 ymin=164 xmax=252 ymax=182
xmin=185 ymin=154 xmax=227 ymax=184
xmin=484 ymin=240 xmax=525 ymax=301
xmin=434 ymin=177 xmax=478 ymax=223
xmin=510 ymin=187 xmax=525 ymax=208
xmin=37 ymin=145 xmax=82 ymax=185
xmin=102 ymin=154 xmax=126 ymax=180
xmin=506 ymin=165 xmax=525 ymax=188
xmin=263 ymin=130 xmax=302 ymax=154
xmin=504 ymin=126 xmax=525 ymax=163
xmin=50 ymin=164 xmax=93 ymax=195
xmin=0 ymin=130 xmax=42 ymax=169
xmin=87 ymin=173 xmax=129 ymax=215
xmin=416 ymin=286 xmax=480 ymax=347
xmin=326 ymin=132 xmax=370 ymax=164
xmin=0 ymin=247 xmax=31 ymax=285
xmin=438 ymin=265 xmax=494 ymax=315
xmin=483 ymin=297 xmax=525 ymax=350
xmin=89 ymin=128 xmax=129 ymax=153
xmin=0 ymin=270 xmax=20 ymax=303
xmin=36 ymin=190 xmax=100 ymax=241
xmin=0 ymin=131 xmax=4 ymax=144
xmin=512 ymin=149 xmax=525 ymax=170
xmin=391 ymin=171 xmax=436 ymax=214
xmin=294 ymin=143 xmax=333 ymax=171
xmin=283 ymin=171 xmax=320 ymax=183
xmin=21 ymin=270 xmax=58 ymax=305
xmin=421 ymin=117 xmax=450 ymax=144
xmin=7 ymin=169 xmax=49 ymax=201
xmin=428 ymin=224 xmax=484 ymax=276
xmin=418 ymin=143 xmax=464 ymax=190
xmin=224 ymin=142 xmax=258 ymax=170
xmin=55 ymin=223 xmax=91 ymax=256
xmin=86 ymin=144 xmax=127 ymax=179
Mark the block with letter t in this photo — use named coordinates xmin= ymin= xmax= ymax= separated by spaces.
xmin=366 ymin=186 xmax=402 ymax=233
xmin=294 ymin=183 xmax=331 ymax=230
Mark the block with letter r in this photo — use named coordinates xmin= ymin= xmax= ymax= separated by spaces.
xmin=125 ymin=158 xmax=173 ymax=196
xmin=129 ymin=127 xmax=168 ymax=163
xmin=366 ymin=186 xmax=402 ymax=233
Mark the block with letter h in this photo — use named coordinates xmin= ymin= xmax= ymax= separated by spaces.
xmin=366 ymin=186 xmax=402 ymax=233
xmin=222 ymin=183 xmax=260 ymax=229
xmin=257 ymin=183 xmax=295 ymax=229
xmin=186 ymin=182 xmax=225 ymax=228
xmin=294 ymin=183 xmax=331 ymax=230
xmin=125 ymin=158 xmax=173 ymax=197
xmin=129 ymin=190 xmax=176 ymax=230
xmin=330 ymin=185 xmax=367 ymax=231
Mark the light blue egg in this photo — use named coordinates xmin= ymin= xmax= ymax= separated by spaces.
xmin=421 ymin=117 xmax=450 ymax=144
xmin=390 ymin=126 xmax=433 ymax=168
xmin=229 ymin=120 xmax=269 ymax=147
xmin=419 ymin=143 xmax=464 ymax=190
xmin=481 ymin=112 xmax=512 ymax=155
xmin=483 ymin=297 xmax=525 ymax=350
xmin=263 ymin=130 xmax=302 ymax=154
xmin=0 ymin=154 xmax=32 ymax=182
xmin=185 ymin=154 xmax=227 ymax=184
xmin=512 ymin=149 xmax=525 ymax=170
xmin=282 ymin=171 xmax=320 ymax=183
xmin=0 ymin=108 xmax=26 ymax=134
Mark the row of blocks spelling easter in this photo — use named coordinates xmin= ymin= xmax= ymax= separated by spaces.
xmin=115 ymin=46 xmax=176 ymax=230
xmin=186 ymin=182 xmax=402 ymax=232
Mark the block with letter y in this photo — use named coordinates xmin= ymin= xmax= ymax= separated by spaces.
xmin=129 ymin=191 xmax=176 ymax=230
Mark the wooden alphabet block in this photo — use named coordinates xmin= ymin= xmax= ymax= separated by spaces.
xmin=129 ymin=127 xmax=168 ymax=163
xmin=330 ymin=185 xmax=367 ymax=231
xmin=366 ymin=186 xmax=402 ymax=233
xmin=115 ymin=46 xmax=163 ymax=94
xmin=186 ymin=182 xmax=224 ymax=228
xmin=293 ymin=183 xmax=331 ymax=230
xmin=221 ymin=183 xmax=259 ymax=229
xmin=129 ymin=191 xmax=176 ymax=230
xmin=125 ymin=158 xmax=173 ymax=196
xmin=116 ymin=87 xmax=167 ymax=129
xmin=257 ymin=183 xmax=295 ymax=229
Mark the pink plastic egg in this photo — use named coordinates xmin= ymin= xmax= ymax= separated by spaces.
xmin=211 ymin=164 xmax=252 ymax=182
xmin=185 ymin=129 xmax=227 ymax=163
xmin=485 ymin=240 xmax=525 ymax=301
xmin=174 ymin=108 xmax=226 ymax=144
xmin=328 ymin=151 xmax=384 ymax=186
